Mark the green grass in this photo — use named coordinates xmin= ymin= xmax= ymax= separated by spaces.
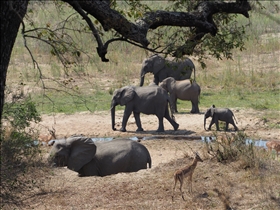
xmin=172 ymin=89 xmax=279 ymax=114
xmin=29 ymin=86 xmax=279 ymax=114
xmin=32 ymin=91 xmax=113 ymax=114
xmin=5 ymin=1 xmax=280 ymax=117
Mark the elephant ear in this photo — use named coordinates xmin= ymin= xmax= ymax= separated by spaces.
xmin=67 ymin=137 xmax=96 ymax=172
xmin=120 ymin=86 xmax=135 ymax=106
xmin=153 ymin=55 xmax=166 ymax=75
xmin=167 ymin=77 xmax=176 ymax=93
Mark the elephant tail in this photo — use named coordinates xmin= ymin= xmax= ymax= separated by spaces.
xmin=148 ymin=155 xmax=152 ymax=168
xmin=168 ymin=98 xmax=176 ymax=122
xmin=193 ymin=66 xmax=196 ymax=82
xmin=198 ymin=86 xmax=201 ymax=104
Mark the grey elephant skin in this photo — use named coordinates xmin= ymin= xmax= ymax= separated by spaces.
xmin=204 ymin=105 xmax=238 ymax=131
xmin=111 ymin=85 xmax=179 ymax=132
xmin=140 ymin=54 xmax=195 ymax=86
xmin=159 ymin=77 xmax=201 ymax=113
xmin=48 ymin=136 xmax=152 ymax=177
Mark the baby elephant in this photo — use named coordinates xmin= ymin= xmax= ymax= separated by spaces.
xmin=159 ymin=77 xmax=201 ymax=113
xmin=204 ymin=105 xmax=238 ymax=131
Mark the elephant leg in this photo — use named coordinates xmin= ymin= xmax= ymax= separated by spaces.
xmin=215 ymin=121 xmax=220 ymax=131
xmin=156 ymin=116 xmax=165 ymax=132
xmin=133 ymin=111 xmax=144 ymax=132
xmin=225 ymin=122 xmax=229 ymax=131
xmin=190 ymin=101 xmax=196 ymax=113
xmin=175 ymin=98 xmax=178 ymax=113
xmin=208 ymin=119 xmax=215 ymax=130
xmin=164 ymin=109 xmax=179 ymax=131
xmin=231 ymin=121 xmax=238 ymax=131
xmin=191 ymin=101 xmax=199 ymax=114
xmin=169 ymin=94 xmax=176 ymax=113
xmin=121 ymin=108 xmax=132 ymax=132
xmin=153 ymin=76 xmax=159 ymax=85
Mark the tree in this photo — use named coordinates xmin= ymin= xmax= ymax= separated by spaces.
xmin=0 ymin=0 xmax=252 ymax=123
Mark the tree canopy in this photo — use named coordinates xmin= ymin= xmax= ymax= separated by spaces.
xmin=0 ymin=0 xmax=265 ymax=121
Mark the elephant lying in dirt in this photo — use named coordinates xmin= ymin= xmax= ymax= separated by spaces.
xmin=140 ymin=54 xmax=195 ymax=86
xmin=159 ymin=77 xmax=201 ymax=113
xmin=48 ymin=136 xmax=152 ymax=177
xmin=204 ymin=105 xmax=238 ymax=131
xmin=111 ymin=85 xmax=179 ymax=132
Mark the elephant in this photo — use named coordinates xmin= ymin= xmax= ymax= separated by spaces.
xmin=204 ymin=105 xmax=238 ymax=131
xmin=159 ymin=77 xmax=201 ymax=114
xmin=48 ymin=136 xmax=152 ymax=177
xmin=139 ymin=54 xmax=195 ymax=86
xmin=111 ymin=85 xmax=179 ymax=132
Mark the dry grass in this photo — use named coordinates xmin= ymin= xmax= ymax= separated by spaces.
xmin=2 ymin=140 xmax=280 ymax=210
xmin=2 ymin=3 xmax=280 ymax=209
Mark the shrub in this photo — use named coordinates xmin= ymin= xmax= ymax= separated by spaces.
xmin=1 ymin=94 xmax=43 ymax=208
xmin=203 ymin=131 xmax=268 ymax=169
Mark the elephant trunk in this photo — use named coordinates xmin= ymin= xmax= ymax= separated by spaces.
xmin=204 ymin=116 xmax=207 ymax=131
xmin=140 ymin=70 xmax=145 ymax=86
xmin=111 ymin=102 xmax=117 ymax=131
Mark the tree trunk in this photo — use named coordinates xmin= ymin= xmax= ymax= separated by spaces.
xmin=0 ymin=0 xmax=29 ymax=122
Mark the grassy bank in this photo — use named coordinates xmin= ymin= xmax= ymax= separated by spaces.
xmin=6 ymin=2 xmax=280 ymax=116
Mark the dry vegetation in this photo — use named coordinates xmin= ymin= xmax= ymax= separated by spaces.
xmin=2 ymin=2 xmax=280 ymax=210
xmin=6 ymin=139 xmax=280 ymax=210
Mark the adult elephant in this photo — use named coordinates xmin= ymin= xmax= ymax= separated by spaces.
xmin=159 ymin=77 xmax=201 ymax=113
xmin=140 ymin=54 xmax=195 ymax=86
xmin=48 ymin=136 xmax=152 ymax=177
xmin=111 ymin=85 xmax=179 ymax=132
xmin=204 ymin=105 xmax=238 ymax=131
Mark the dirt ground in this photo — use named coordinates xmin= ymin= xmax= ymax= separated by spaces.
xmin=38 ymin=108 xmax=279 ymax=142
xmin=37 ymin=108 xmax=280 ymax=172
xmin=35 ymin=108 xmax=280 ymax=172
xmin=17 ymin=108 xmax=279 ymax=209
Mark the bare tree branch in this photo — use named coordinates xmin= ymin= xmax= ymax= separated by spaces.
xmin=66 ymin=1 xmax=109 ymax=62
xmin=62 ymin=0 xmax=251 ymax=61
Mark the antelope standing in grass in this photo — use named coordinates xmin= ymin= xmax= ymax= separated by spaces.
xmin=38 ymin=127 xmax=57 ymax=145
xmin=266 ymin=140 xmax=280 ymax=158
xmin=172 ymin=152 xmax=203 ymax=201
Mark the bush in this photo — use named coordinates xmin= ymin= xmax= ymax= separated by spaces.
xmin=203 ymin=131 xmax=268 ymax=169
xmin=1 ymin=95 xmax=43 ymax=208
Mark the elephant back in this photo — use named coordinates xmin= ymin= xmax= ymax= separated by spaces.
xmin=167 ymin=58 xmax=194 ymax=81
xmin=95 ymin=139 xmax=151 ymax=174
xmin=130 ymin=140 xmax=152 ymax=169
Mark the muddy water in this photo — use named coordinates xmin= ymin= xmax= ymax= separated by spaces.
xmin=47 ymin=136 xmax=268 ymax=149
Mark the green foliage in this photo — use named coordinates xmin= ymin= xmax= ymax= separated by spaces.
xmin=1 ymin=95 xmax=43 ymax=208
xmin=23 ymin=1 xmax=260 ymax=65
xmin=3 ymin=97 xmax=41 ymax=130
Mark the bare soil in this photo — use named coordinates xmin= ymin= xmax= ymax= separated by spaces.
xmin=38 ymin=108 xmax=279 ymax=141
xmin=5 ymin=32 xmax=280 ymax=209
xmin=20 ymin=109 xmax=280 ymax=210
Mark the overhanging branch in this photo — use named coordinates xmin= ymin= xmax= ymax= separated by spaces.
xmin=62 ymin=0 xmax=251 ymax=61
xmin=66 ymin=1 xmax=109 ymax=62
